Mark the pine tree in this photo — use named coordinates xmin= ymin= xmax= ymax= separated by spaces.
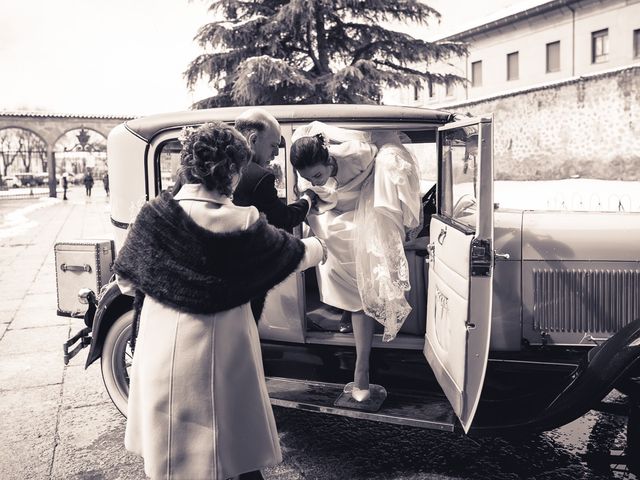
xmin=185 ymin=0 xmax=467 ymax=107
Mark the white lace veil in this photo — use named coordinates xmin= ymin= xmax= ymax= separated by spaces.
xmin=355 ymin=132 xmax=422 ymax=341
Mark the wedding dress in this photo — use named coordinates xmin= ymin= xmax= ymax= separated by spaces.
xmin=293 ymin=123 xmax=422 ymax=341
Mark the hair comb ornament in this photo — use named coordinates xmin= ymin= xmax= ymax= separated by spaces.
xmin=314 ymin=133 xmax=327 ymax=148
xmin=178 ymin=126 xmax=196 ymax=146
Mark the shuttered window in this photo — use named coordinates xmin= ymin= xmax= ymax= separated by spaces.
xmin=471 ymin=61 xmax=482 ymax=87
xmin=507 ymin=52 xmax=519 ymax=80
xmin=546 ymin=41 xmax=560 ymax=73
xmin=592 ymin=29 xmax=609 ymax=63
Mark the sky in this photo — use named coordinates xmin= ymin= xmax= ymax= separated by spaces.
xmin=0 ymin=0 xmax=528 ymax=117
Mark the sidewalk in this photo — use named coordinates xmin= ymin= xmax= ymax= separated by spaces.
xmin=0 ymin=188 xmax=146 ymax=479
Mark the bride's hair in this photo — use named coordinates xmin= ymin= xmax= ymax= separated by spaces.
xmin=290 ymin=133 xmax=330 ymax=170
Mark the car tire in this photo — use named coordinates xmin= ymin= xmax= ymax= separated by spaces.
xmin=100 ymin=309 xmax=134 ymax=417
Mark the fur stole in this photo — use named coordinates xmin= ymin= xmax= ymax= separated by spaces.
xmin=114 ymin=191 xmax=305 ymax=317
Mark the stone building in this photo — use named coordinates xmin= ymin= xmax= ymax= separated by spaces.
xmin=383 ymin=0 xmax=640 ymax=181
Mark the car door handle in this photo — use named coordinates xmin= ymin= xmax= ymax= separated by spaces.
xmin=437 ymin=227 xmax=447 ymax=245
xmin=494 ymin=252 xmax=510 ymax=261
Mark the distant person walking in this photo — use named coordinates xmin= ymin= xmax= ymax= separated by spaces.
xmin=83 ymin=171 xmax=94 ymax=196
xmin=102 ymin=172 xmax=109 ymax=196
xmin=62 ymin=173 xmax=69 ymax=200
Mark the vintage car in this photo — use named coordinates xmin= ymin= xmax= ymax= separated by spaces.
xmin=15 ymin=172 xmax=47 ymax=187
xmin=2 ymin=175 xmax=22 ymax=188
xmin=61 ymin=105 xmax=640 ymax=446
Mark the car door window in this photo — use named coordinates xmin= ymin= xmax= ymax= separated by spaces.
xmin=157 ymin=139 xmax=182 ymax=193
xmin=401 ymin=129 xmax=438 ymax=193
xmin=440 ymin=125 xmax=479 ymax=230
xmin=270 ymin=141 xmax=287 ymax=200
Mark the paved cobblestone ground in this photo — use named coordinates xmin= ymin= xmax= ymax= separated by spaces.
xmin=0 ymin=187 xmax=635 ymax=479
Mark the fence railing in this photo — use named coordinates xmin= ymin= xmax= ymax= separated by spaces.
xmin=495 ymin=179 xmax=640 ymax=213
xmin=0 ymin=187 xmax=61 ymax=201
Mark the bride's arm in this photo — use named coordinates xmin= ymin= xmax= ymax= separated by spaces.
xmin=292 ymin=121 xmax=371 ymax=144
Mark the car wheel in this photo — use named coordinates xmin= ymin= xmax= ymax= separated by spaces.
xmin=100 ymin=309 xmax=134 ymax=417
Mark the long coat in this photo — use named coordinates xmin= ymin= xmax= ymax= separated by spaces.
xmin=83 ymin=173 xmax=94 ymax=187
xmin=123 ymin=183 xmax=323 ymax=479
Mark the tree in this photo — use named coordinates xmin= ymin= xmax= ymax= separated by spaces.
xmin=0 ymin=130 xmax=24 ymax=176
xmin=0 ymin=128 xmax=47 ymax=176
xmin=18 ymin=130 xmax=47 ymax=173
xmin=185 ymin=0 xmax=467 ymax=107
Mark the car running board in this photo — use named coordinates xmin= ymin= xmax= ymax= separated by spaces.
xmin=266 ymin=377 xmax=456 ymax=431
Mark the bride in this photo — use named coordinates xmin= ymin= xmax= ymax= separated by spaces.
xmin=290 ymin=121 xmax=422 ymax=401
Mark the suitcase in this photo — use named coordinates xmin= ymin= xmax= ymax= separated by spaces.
xmin=55 ymin=239 xmax=115 ymax=316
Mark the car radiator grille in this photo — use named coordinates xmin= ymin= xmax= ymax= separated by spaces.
xmin=533 ymin=268 xmax=640 ymax=333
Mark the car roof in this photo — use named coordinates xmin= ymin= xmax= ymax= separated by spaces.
xmin=125 ymin=104 xmax=454 ymax=142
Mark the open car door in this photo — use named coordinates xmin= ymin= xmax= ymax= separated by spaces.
xmin=424 ymin=117 xmax=494 ymax=433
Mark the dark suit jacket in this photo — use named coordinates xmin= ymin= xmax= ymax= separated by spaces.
xmin=233 ymin=162 xmax=309 ymax=232
xmin=233 ymin=162 xmax=310 ymax=322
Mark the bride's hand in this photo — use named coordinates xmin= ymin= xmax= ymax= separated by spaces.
xmin=302 ymin=189 xmax=320 ymax=213
xmin=303 ymin=189 xmax=319 ymax=204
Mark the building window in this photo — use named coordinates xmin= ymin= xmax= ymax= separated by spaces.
xmin=634 ymin=29 xmax=640 ymax=58
xmin=546 ymin=41 xmax=560 ymax=72
xmin=591 ymin=29 xmax=609 ymax=63
xmin=507 ymin=52 xmax=519 ymax=80
xmin=445 ymin=82 xmax=454 ymax=97
xmin=471 ymin=61 xmax=482 ymax=87
xmin=413 ymin=84 xmax=419 ymax=101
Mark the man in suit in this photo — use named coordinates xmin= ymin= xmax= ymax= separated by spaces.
xmin=233 ymin=108 xmax=316 ymax=231
xmin=233 ymin=108 xmax=321 ymax=324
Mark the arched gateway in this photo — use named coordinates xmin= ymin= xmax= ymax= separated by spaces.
xmin=0 ymin=112 xmax=133 ymax=197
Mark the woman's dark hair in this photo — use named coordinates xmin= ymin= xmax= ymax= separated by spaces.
xmin=290 ymin=133 xmax=330 ymax=170
xmin=178 ymin=122 xmax=250 ymax=196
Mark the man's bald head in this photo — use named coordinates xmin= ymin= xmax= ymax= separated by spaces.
xmin=235 ymin=108 xmax=281 ymax=167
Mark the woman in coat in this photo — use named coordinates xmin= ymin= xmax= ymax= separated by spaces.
xmin=83 ymin=171 xmax=94 ymax=196
xmin=114 ymin=122 xmax=326 ymax=480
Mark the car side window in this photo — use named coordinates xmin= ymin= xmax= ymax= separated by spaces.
xmin=269 ymin=139 xmax=287 ymax=200
xmin=400 ymin=130 xmax=437 ymax=193
xmin=440 ymin=125 xmax=479 ymax=230
xmin=156 ymin=137 xmax=287 ymax=198
xmin=157 ymin=139 xmax=182 ymax=193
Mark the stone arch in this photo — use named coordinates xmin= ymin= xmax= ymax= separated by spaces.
xmin=0 ymin=126 xmax=49 ymax=177
xmin=53 ymin=126 xmax=108 ymax=148
xmin=0 ymin=112 xmax=132 ymax=196
xmin=53 ymin=127 xmax=108 ymax=179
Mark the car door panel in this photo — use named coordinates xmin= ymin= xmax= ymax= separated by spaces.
xmin=425 ymin=216 xmax=473 ymax=415
xmin=424 ymin=118 xmax=494 ymax=433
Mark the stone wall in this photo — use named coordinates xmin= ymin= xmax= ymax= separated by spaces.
xmin=443 ymin=66 xmax=640 ymax=181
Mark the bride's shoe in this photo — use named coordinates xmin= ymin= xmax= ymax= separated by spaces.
xmin=342 ymin=382 xmax=371 ymax=402
xmin=351 ymin=386 xmax=371 ymax=402
xmin=338 ymin=382 xmax=386 ymax=410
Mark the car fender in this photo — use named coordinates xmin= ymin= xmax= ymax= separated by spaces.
xmin=473 ymin=318 xmax=640 ymax=434
xmin=84 ymin=280 xmax=133 ymax=368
